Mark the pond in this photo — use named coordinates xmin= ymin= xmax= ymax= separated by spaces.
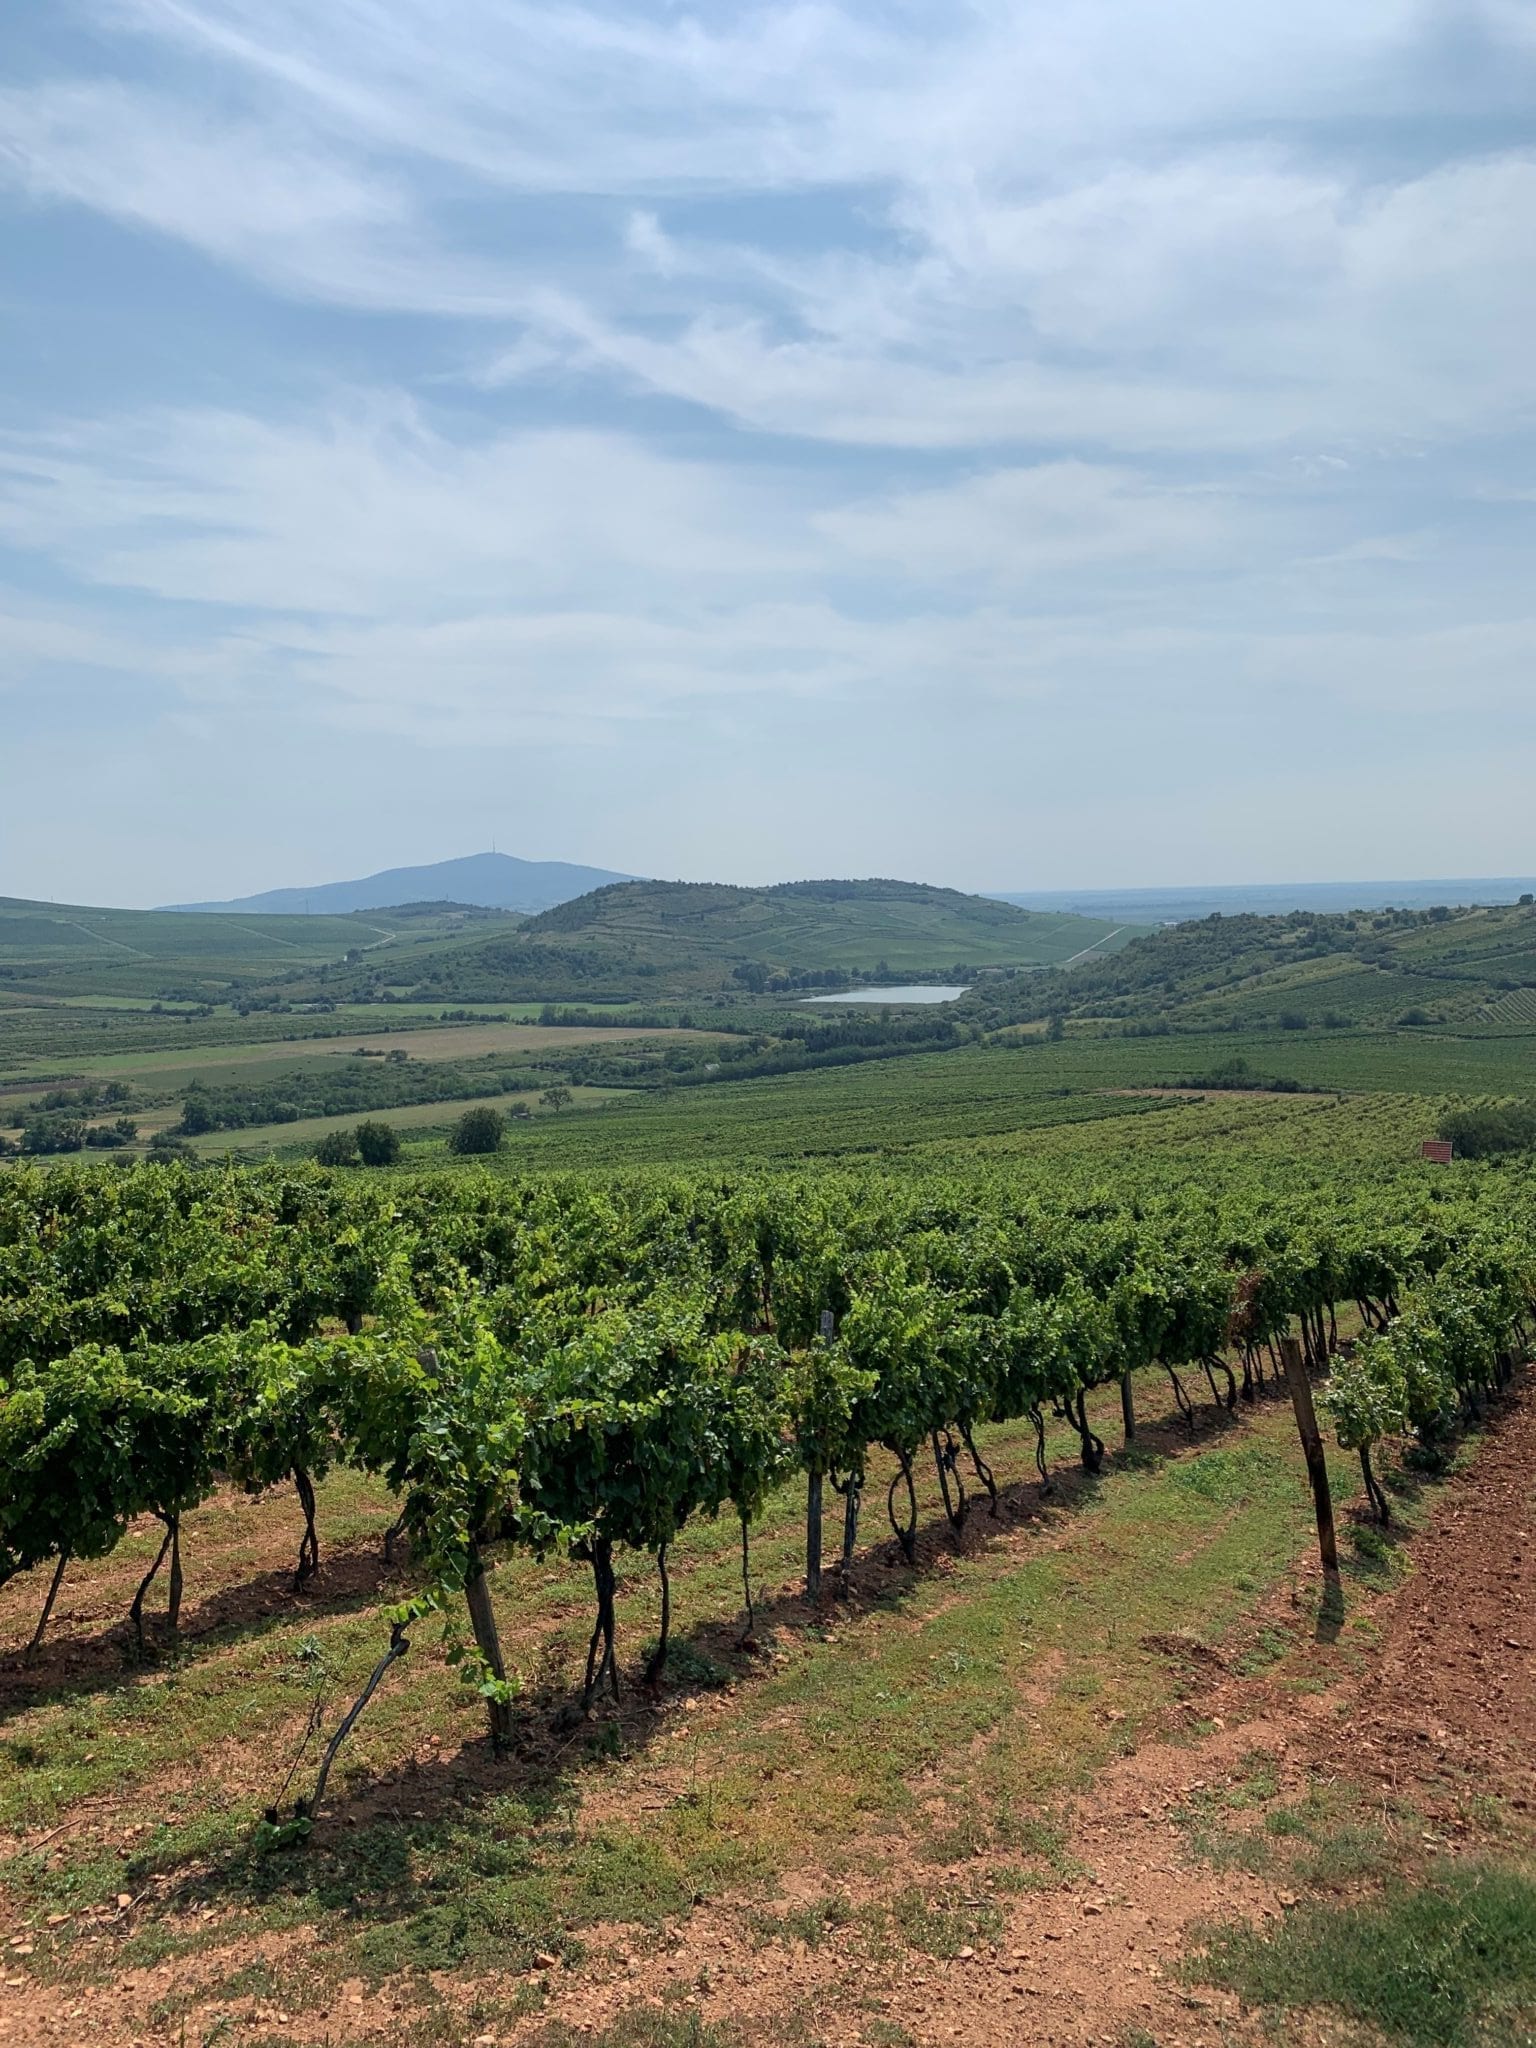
xmin=802 ymin=984 xmax=970 ymax=1006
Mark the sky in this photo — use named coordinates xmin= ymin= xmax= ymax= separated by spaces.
xmin=2 ymin=1 xmax=1534 ymax=907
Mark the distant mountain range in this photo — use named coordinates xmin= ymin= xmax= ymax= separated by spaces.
xmin=991 ymin=878 xmax=1536 ymax=926
xmin=162 ymin=851 xmax=636 ymax=918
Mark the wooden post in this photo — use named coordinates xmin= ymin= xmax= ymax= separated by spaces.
xmin=807 ymin=1311 xmax=835 ymax=1601
xmin=1280 ymin=1336 xmax=1338 ymax=1575
xmin=1120 ymin=1370 xmax=1135 ymax=1444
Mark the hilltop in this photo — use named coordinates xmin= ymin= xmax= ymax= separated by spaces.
xmin=353 ymin=876 xmax=1140 ymax=1003
xmin=163 ymin=850 xmax=634 ymax=918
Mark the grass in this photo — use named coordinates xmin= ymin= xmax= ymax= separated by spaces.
xmin=1192 ymin=1859 xmax=1536 ymax=2046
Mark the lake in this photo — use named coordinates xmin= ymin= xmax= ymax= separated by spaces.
xmin=803 ymin=984 xmax=970 ymax=1006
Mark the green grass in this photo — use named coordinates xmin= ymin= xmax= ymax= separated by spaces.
xmin=1192 ymin=1860 xmax=1536 ymax=2046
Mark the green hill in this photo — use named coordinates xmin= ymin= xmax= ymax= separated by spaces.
xmin=0 ymin=897 xmax=508 ymax=1001
xmin=356 ymin=878 xmax=1141 ymax=1002
xmin=963 ymin=898 xmax=1536 ymax=1037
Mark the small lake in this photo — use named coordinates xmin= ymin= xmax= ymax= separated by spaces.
xmin=803 ymin=985 xmax=970 ymax=1006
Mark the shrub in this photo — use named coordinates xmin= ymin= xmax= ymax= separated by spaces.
xmin=355 ymin=1120 xmax=402 ymax=1166
xmin=315 ymin=1128 xmax=360 ymax=1167
xmin=449 ymin=1107 xmax=505 ymax=1155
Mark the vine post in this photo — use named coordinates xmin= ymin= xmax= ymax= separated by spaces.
xmin=805 ymin=1310 xmax=836 ymax=1601
xmin=1280 ymin=1335 xmax=1339 ymax=1577
xmin=806 ymin=1471 xmax=824 ymax=1600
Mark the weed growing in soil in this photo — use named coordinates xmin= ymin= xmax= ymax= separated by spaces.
xmin=1191 ymin=1858 xmax=1536 ymax=2046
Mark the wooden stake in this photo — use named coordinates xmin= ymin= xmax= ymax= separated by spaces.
xmin=1280 ymin=1336 xmax=1338 ymax=1575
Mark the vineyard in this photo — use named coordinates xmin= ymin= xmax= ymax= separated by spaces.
xmin=4 ymin=1157 xmax=1532 ymax=1809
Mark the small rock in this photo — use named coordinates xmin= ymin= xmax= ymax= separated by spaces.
xmin=534 ymin=1950 xmax=559 ymax=1969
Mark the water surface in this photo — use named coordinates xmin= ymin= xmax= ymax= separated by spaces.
xmin=803 ymin=984 xmax=969 ymax=1006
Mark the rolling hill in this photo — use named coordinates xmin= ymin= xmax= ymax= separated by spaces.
xmin=163 ymin=850 xmax=635 ymax=917
xmin=962 ymin=898 xmax=1536 ymax=1038
xmin=0 ymin=896 xmax=504 ymax=1003
xmin=350 ymin=878 xmax=1143 ymax=1003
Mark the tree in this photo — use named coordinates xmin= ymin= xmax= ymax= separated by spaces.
xmin=21 ymin=1117 xmax=86 ymax=1155
xmin=315 ymin=1128 xmax=360 ymax=1167
xmin=177 ymin=1091 xmax=218 ymax=1136
xmin=355 ymin=1120 xmax=401 ymax=1167
xmin=449 ymin=1107 xmax=504 ymax=1155
xmin=539 ymin=1086 xmax=573 ymax=1114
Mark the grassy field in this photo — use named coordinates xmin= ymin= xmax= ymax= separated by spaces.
xmin=185 ymin=1086 xmax=632 ymax=1158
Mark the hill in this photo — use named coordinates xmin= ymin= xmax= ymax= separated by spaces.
xmin=0 ymin=896 xmax=503 ymax=1003
xmin=963 ymin=897 xmax=1536 ymax=1037
xmin=361 ymin=877 xmax=1142 ymax=1003
xmin=162 ymin=850 xmax=634 ymax=917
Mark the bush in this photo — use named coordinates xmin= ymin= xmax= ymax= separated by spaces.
xmin=1436 ymin=1100 xmax=1536 ymax=1160
xmin=315 ymin=1128 xmax=360 ymax=1167
xmin=449 ymin=1107 xmax=505 ymax=1155
xmin=355 ymin=1120 xmax=401 ymax=1167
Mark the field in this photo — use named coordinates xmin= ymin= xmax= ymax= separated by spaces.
xmin=2 ymin=888 xmax=1535 ymax=2048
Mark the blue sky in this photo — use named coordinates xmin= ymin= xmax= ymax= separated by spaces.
xmin=2 ymin=1 xmax=1534 ymax=906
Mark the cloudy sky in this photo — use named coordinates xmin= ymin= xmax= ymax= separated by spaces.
xmin=3 ymin=1 xmax=1534 ymax=905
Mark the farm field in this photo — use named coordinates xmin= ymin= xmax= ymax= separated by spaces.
xmin=182 ymin=1086 xmax=632 ymax=1158
xmin=4 ymin=1023 xmax=722 ymax=1095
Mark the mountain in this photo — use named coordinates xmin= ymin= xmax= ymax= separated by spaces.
xmin=339 ymin=877 xmax=1142 ymax=1004
xmin=162 ymin=851 xmax=635 ymax=917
